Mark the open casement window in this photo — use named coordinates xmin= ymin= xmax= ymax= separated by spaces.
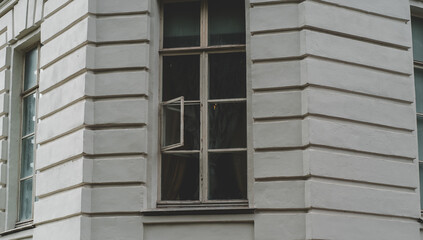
xmin=159 ymin=0 xmax=247 ymax=205
xmin=17 ymin=45 xmax=40 ymax=224
xmin=161 ymin=96 xmax=185 ymax=151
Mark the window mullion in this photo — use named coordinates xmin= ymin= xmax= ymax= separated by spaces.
xmin=200 ymin=0 xmax=209 ymax=203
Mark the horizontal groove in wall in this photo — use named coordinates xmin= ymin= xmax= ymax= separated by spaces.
xmin=41 ymin=41 xmax=89 ymax=70
xmin=94 ymin=11 xmax=150 ymax=17
xmin=254 ymin=144 xmax=415 ymax=162
xmin=40 ymin=69 xmax=88 ymax=95
xmin=42 ymin=13 xmax=90 ymax=45
xmin=252 ymin=26 xmax=409 ymax=50
xmin=254 ymin=145 xmax=309 ymax=152
xmin=308 ymin=114 xmax=414 ymax=133
xmin=37 ymin=182 xmax=145 ymax=199
xmin=39 ymin=94 xmax=148 ymax=120
xmin=254 ymin=113 xmax=414 ymax=133
xmin=307 ymin=84 xmax=413 ymax=105
xmin=307 ymin=55 xmax=411 ymax=76
xmin=254 ymin=209 xmax=308 ymax=214
xmin=309 ymin=207 xmax=417 ymax=221
xmin=309 ymin=176 xmax=416 ymax=193
xmin=94 ymin=39 xmax=150 ymax=46
xmin=255 ymin=176 xmax=309 ymax=182
xmin=255 ymin=175 xmax=416 ymax=192
xmin=309 ymin=144 xmax=415 ymax=162
xmin=310 ymin=0 xmax=409 ymax=23
xmin=250 ymin=0 xmax=304 ymax=7
xmin=38 ymin=124 xmax=146 ymax=145
xmin=252 ymin=55 xmax=306 ymax=64
xmin=253 ymin=54 xmax=411 ymax=77
xmin=254 ymin=207 xmax=418 ymax=221
xmin=253 ymin=84 xmax=412 ymax=105
xmin=38 ymin=153 xmax=146 ymax=172
xmin=43 ymin=0 xmax=73 ymax=20
xmin=253 ymin=85 xmax=307 ymax=93
xmin=90 ymin=66 xmax=149 ymax=74
xmin=42 ymin=39 xmax=149 ymax=70
xmin=253 ymin=115 xmax=306 ymax=123
xmin=35 ymin=211 xmax=143 ymax=226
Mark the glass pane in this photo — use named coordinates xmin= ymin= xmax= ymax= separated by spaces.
xmin=19 ymin=178 xmax=33 ymax=221
xmin=22 ymin=93 xmax=36 ymax=136
xmin=208 ymin=152 xmax=247 ymax=200
xmin=162 ymin=101 xmax=182 ymax=148
xmin=163 ymin=55 xmax=200 ymax=101
xmin=209 ymin=52 xmax=246 ymax=99
xmin=413 ymin=17 xmax=423 ymax=62
xmin=209 ymin=102 xmax=246 ymax=149
xmin=418 ymin=116 xmax=423 ymax=160
xmin=176 ymin=104 xmax=200 ymax=150
xmin=24 ymin=47 xmax=38 ymax=91
xmin=21 ymin=136 xmax=34 ymax=178
xmin=163 ymin=2 xmax=200 ymax=48
xmin=208 ymin=0 xmax=245 ymax=46
xmin=161 ymin=153 xmax=199 ymax=200
xmin=420 ymin=163 xmax=423 ymax=210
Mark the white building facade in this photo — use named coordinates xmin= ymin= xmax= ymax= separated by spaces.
xmin=0 ymin=0 xmax=421 ymax=239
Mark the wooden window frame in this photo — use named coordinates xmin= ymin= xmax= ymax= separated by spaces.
xmin=158 ymin=0 xmax=248 ymax=206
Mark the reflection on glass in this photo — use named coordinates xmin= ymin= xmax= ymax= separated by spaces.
xmin=163 ymin=55 xmax=200 ymax=101
xmin=19 ymin=178 xmax=33 ymax=221
xmin=162 ymin=153 xmax=199 ymax=200
xmin=209 ymin=102 xmax=246 ymax=149
xmin=22 ymin=93 xmax=36 ymax=136
xmin=24 ymin=48 xmax=38 ymax=91
xmin=209 ymin=53 xmax=246 ymax=99
xmin=164 ymin=2 xmax=200 ymax=48
xmin=208 ymin=152 xmax=247 ymax=200
xmin=413 ymin=17 xmax=423 ymax=62
xmin=21 ymin=136 xmax=34 ymax=178
xmin=208 ymin=0 xmax=245 ymax=46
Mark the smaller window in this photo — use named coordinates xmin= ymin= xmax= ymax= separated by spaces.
xmin=17 ymin=45 xmax=39 ymax=223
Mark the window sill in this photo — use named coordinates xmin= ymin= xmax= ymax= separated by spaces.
xmin=143 ymin=206 xmax=254 ymax=216
xmin=0 ymin=222 xmax=34 ymax=236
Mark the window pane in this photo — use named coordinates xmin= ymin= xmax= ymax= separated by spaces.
xmin=22 ymin=93 xmax=36 ymax=136
xmin=413 ymin=17 xmax=423 ymax=62
xmin=24 ymin=48 xmax=38 ymax=91
xmin=163 ymin=55 xmax=200 ymax=101
xmin=209 ymin=52 xmax=246 ymax=99
xmin=418 ymin=116 xmax=423 ymax=160
xmin=161 ymin=153 xmax=199 ymax=201
xmin=208 ymin=0 xmax=245 ymax=46
xmin=175 ymin=104 xmax=200 ymax=150
xmin=420 ymin=163 xmax=423 ymax=209
xmin=19 ymin=178 xmax=33 ymax=221
xmin=209 ymin=102 xmax=246 ymax=149
xmin=208 ymin=152 xmax=247 ymax=200
xmin=21 ymin=136 xmax=34 ymax=178
xmin=416 ymin=68 xmax=423 ymax=114
xmin=163 ymin=2 xmax=200 ymax=48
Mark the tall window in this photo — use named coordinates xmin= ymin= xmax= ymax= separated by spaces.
xmin=18 ymin=45 xmax=39 ymax=222
xmin=159 ymin=0 xmax=247 ymax=204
